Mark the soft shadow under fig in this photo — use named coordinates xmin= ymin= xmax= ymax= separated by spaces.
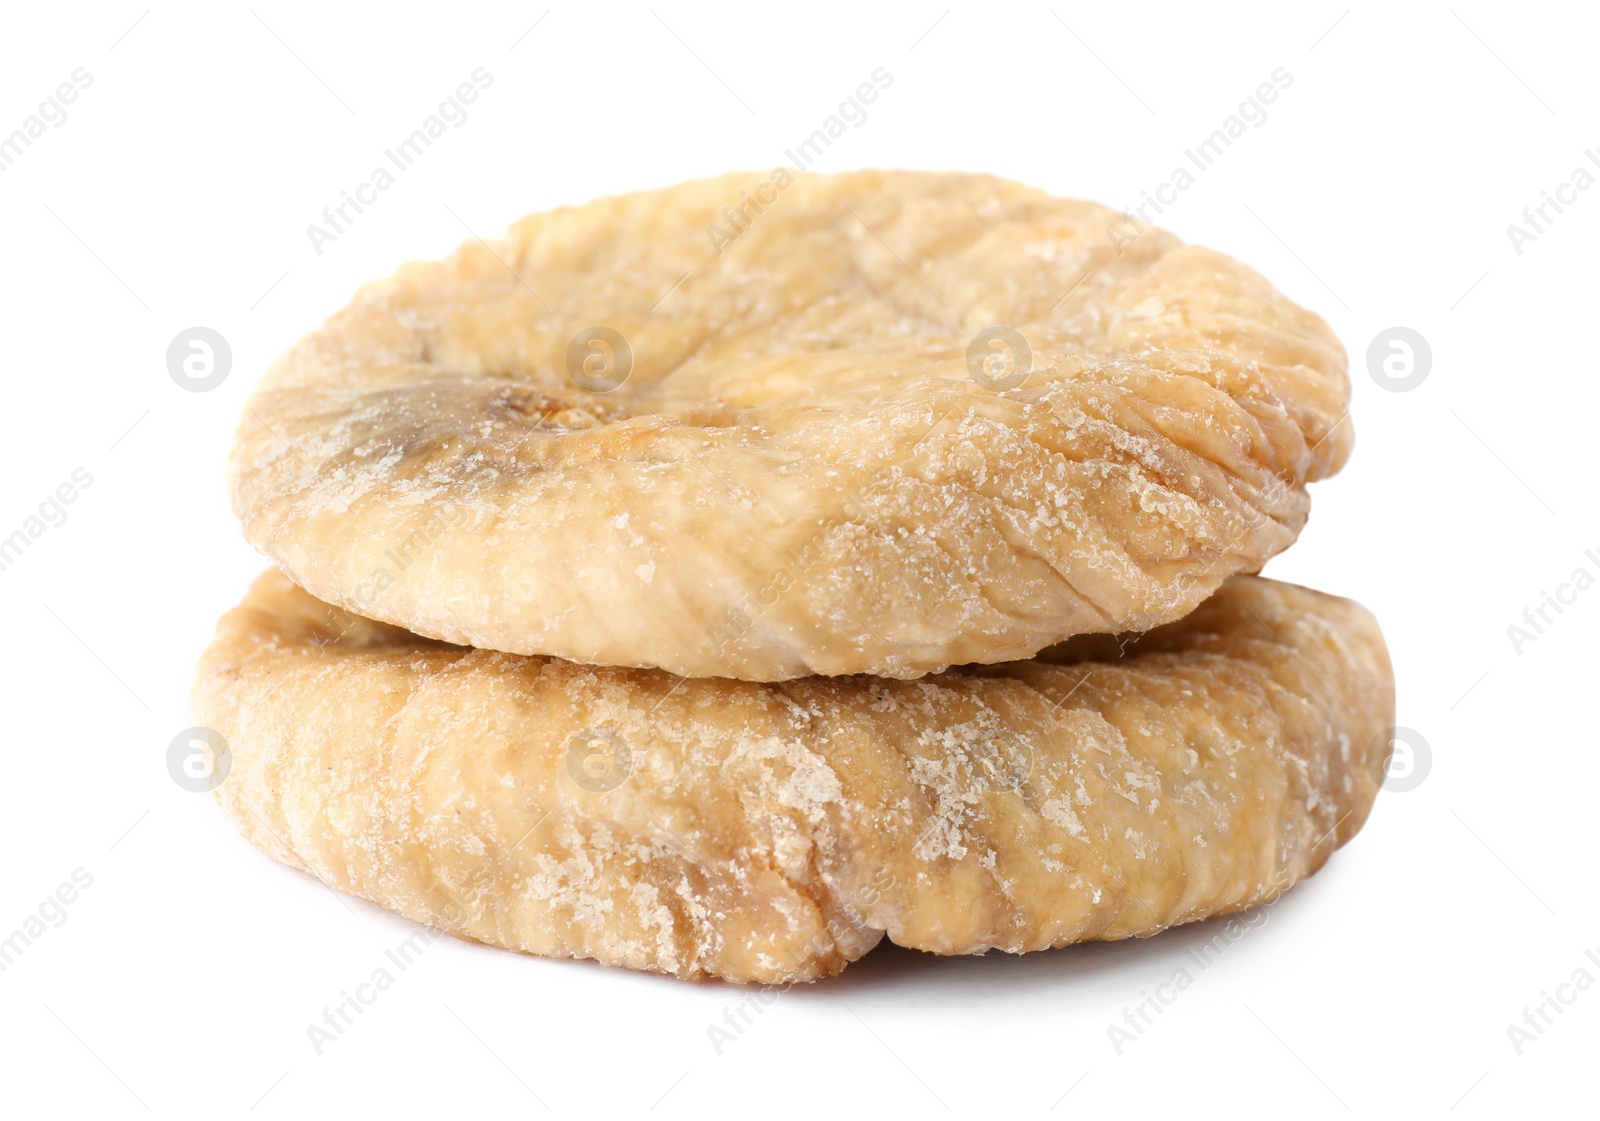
xmin=782 ymin=863 xmax=1337 ymax=1002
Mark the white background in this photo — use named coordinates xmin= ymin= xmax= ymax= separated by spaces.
xmin=0 ymin=2 xmax=1594 ymax=1117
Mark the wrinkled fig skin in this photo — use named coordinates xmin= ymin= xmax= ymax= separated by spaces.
xmin=231 ymin=170 xmax=1352 ymax=681
xmin=196 ymin=571 xmax=1392 ymax=984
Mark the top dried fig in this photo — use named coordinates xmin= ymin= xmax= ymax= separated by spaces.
xmin=231 ymin=170 xmax=1350 ymax=680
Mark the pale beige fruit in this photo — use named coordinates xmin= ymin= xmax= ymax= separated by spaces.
xmin=231 ymin=170 xmax=1351 ymax=681
xmin=195 ymin=570 xmax=1392 ymax=984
